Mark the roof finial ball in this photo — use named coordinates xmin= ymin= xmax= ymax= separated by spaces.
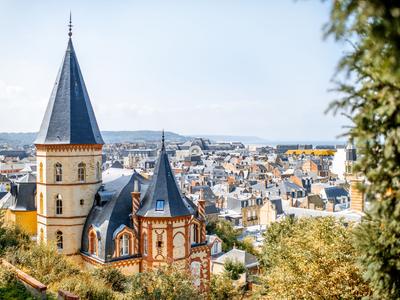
xmin=68 ymin=12 xmax=73 ymax=38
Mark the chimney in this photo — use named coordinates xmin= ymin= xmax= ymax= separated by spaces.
xmin=131 ymin=180 xmax=141 ymax=253
xmin=198 ymin=190 xmax=207 ymax=243
xmin=131 ymin=180 xmax=141 ymax=216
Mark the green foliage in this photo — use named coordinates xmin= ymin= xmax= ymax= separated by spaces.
xmin=59 ymin=272 xmax=117 ymax=300
xmin=207 ymin=220 xmax=256 ymax=255
xmin=325 ymin=1 xmax=400 ymax=298
xmin=223 ymin=259 xmax=246 ymax=281
xmin=92 ymin=267 xmax=128 ymax=292
xmin=260 ymin=217 xmax=371 ymax=299
xmin=9 ymin=243 xmax=80 ymax=289
xmin=124 ymin=265 xmax=204 ymax=300
xmin=207 ymin=220 xmax=240 ymax=252
xmin=0 ymin=212 xmax=30 ymax=257
xmin=210 ymin=274 xmax=240 ymax=300
xmin=0 ymin=266 xmax=35 ymax=300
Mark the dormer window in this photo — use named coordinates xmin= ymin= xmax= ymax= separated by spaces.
xmin=156 ymin=199 xmax=165 ymax=211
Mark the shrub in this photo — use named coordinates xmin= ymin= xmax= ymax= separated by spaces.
xmin=92 ymin=267 xmax=128 ymax=292
xmin=210 ymin=273 xmax=240 ymax=300
xmin=0 ymin=212 xmax=30 ymax=257
xmin=0 ymin=266 xmax=35 ymax=300
xmin=59 ymin=272 xmax=117 ymax=300
xmin=11 ymin=243 xmax=80 ymax=289
xmin=125 ymin=265 xmax=204 ymax=300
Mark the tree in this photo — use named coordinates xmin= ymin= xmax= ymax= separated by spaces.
xmin=260 ymin=217 xmax=371 ymax=299
xmin=223 ymin=259 xmax=246 ymax=281
xmin=207 ymin=220 xmax=256 ymax=255
xmin=210 ymin=274 xmax=241 ymax=300
xmin=207 ymin=220 xmax=241 ymax=252
xmin=325 ymin=1 xmax=400 ymax=298
xmin=125 ymin=265 xmax=204 ymax=300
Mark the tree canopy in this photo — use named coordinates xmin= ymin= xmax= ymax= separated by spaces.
xmin=326 ymin=1 xmax=400 ymax=298
xmin=259 ymin=217 xmax=371 ymax=299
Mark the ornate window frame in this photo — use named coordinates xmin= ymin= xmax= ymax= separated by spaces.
xmin=113 ymin=225 xmax=135 ymax=257
xmin=88 ymin=226 xmax=100 ymax=256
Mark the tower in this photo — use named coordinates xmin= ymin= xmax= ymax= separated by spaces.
xmin=344 ymin=142 xmax=365 ymax=212
xmin=35 ymin=19 xmax=104 ymax=255
xmin=345 ymin=142 xmax=357 ymax=176
xmin=136 ymin=133 xmax=209 ymax=279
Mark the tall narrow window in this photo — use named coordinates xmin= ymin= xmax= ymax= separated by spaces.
xmin=78 ymin=162 xmax=86 ymax=182
xmin=96 ymin=161 xmax=101 ymax=180
xmin=143 ymin=233 xmax=148 ymax=255
xmin=39 ymin=162 xmax=43 ymax=183
xmin=56 ymin=231 xmax=63 ymax=250
xmin=89 ymin=231 xmax=97 ymax=256
xmin=55 ymin=163 xmax=62 ymax=182
xmin=192 ymin=224 xmax=198 ymax=244
xmin=39 ymin=193 xmax=44 ymax=215
xmin=56 ymin=194 xmax=62 ymax=215
xmin=119 ymin=234 xmax=130 ymax=256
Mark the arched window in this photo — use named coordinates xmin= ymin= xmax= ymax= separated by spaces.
xmin=119 ymin=233 xmax=130 ymax=256
xmin=192 ymin=224 xmax=198 ymax=244
xmin=212 ymin=241 xmax=219 ymax=255
xmin=56 ymin=230 xmax=63 ymax=250
xmin=39 ymin=193 xmax=44 ymax=215
xmin=55 ymin=163 xmax=62 ymax=182
xmin=39 ymin=162 xmax=43 ymax=183
xmin=89 ymin=230 xmax=97 ymax=256
xmin=96 ymin=161 xmax=101 ymax=180
xmin=78 ymin=162 xmax=86 ymax=182
xmin=55 ymin=194 xmax=62 ymax=215
xmin=143 ymin=233 xmax=148 ymax=256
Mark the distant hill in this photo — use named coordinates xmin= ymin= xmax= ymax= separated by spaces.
xmin=0 ymin=131 xmax=189 ymax=146
xmin=193 ymin=134 xmax=268 ymax=144
xmin=0 ymin=132 xmax=37 ymax=146
xmin=101 ymin=131 xmax=189 ymax=143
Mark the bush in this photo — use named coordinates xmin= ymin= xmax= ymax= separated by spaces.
xmin=92 ymin=267 xmax=128 ymax=292
xmin=210 ymin=274 xmax=240 ymax=300
xmin=0 ymin=213 xmax=30 ymax=257
xmin=59 ymin=272 xmax=117 ymax=300
xmin=125 ymin=265 xmax=204 ymax=300
xmin=10 ymin=243 xmax=80 ymax=289
xmin=0 ymin=266 xmax=35 ymax=300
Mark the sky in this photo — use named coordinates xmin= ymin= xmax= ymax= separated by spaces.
xmin=0 ymin=0 xmax=348 ymax=141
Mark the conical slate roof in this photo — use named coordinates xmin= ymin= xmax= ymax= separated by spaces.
xmin=35 ymin=38 xmax=103 ymax=145
xmin=137 ymin=141 xmax=194 ymax=218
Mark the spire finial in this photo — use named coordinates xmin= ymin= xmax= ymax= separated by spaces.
xmin=161 ymin=129 xmax=165 ymax=151
xmin=68 ymin=12 xmax=73 ymax=38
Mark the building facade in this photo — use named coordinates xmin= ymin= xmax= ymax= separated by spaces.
xmin=34 ymin=28 xmax=210 ymax=287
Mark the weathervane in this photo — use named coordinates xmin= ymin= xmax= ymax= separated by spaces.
xmin=68 ymin=12 xmax=73 ymax=37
